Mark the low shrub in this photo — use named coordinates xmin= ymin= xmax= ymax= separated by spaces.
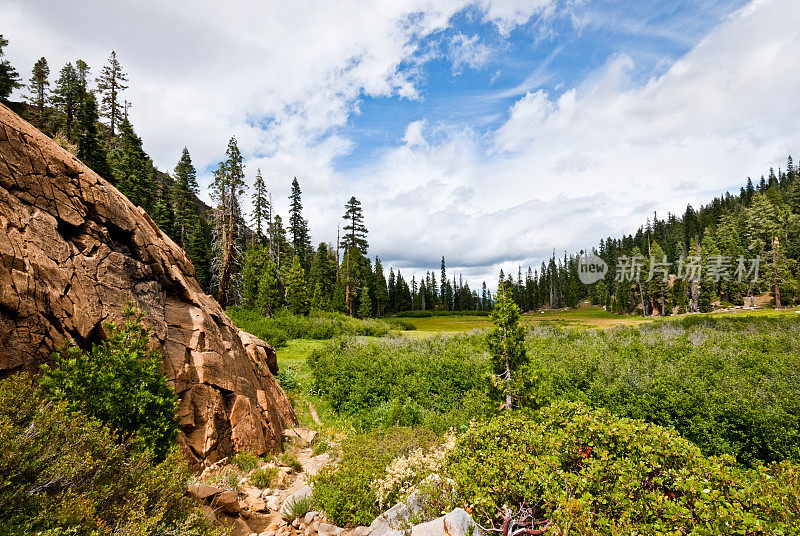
xmin=250 ymin=466 xmax=279 ymax=489
xmin=0 ymin=374 xmax=219 ymax=536
xmin=312 ymin=427 xmax=438 ymax=527
xmin=446 ymin=401 xmax=800 ymax=535
xmin=277 ymin=453 xmax=303 ymax=472
xmin=312 ymin=437 xmax=331 ymax=456
xmin=276 ymin=364 xmax=301 ymax=391
xmin=207 ymin=466 xmax=242 ymax=490
xmin=523 ymin=317 xmax=800 ymax=465
xmin=308 ymin=335 xmax=492 ymax=432
xmin=286 ymin=493 xmax=315 ymax=521
xmin=39 ymin=305 xmax=179 ymax=461
xmin=230 ymin=451 xmax=260 ymax=473
xmin=371 ymin=431 xmax=456 ymax=509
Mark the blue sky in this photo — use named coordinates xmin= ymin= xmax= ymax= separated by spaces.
xmin=4 ymin=0 xmax=798 ymax=286
xmin=334 ymin=0 xmax=749 ymax=172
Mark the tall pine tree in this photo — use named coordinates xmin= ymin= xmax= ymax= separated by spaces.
xmin=0 ymin=35 xmax=20 ymax=102
xmin=96 ymin=51 xmax=128 ymax=136
xmin=171 ymin=148 xmax=199 ymax=248
xmin=289 ymin=177 xmax=312 ymax=268
xmin=27 ymin=57 xmax=49 ymax=130
xmin=252 ymin=169 xmax=269 ymax=242
xmin=211 ymin=137 xmax=247 ymax=308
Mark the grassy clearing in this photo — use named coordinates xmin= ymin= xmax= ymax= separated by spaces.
xmin=398 ymin=305 xmax=800 ymax=333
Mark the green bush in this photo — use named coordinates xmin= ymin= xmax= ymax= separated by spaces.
xmin=286 ymin=493 xmax=315 ymax=521
xmin=206 ymin=466 xmax=242 ymax=490
xmin=277 ymin=453 xmax=303 ymax=472
xmin=307 ymin=316 xmax=800 ymax=465
xmin=523 ymin=317 xmax=800 ymax=465
xmin=447 ymin=401 xmax=800 ymax=535
xmin=250 ymin=466 xmax=279 ymax=489
xmin=39 ymin=305 xmax=179 ymax=461
xmin=230 ymin=451 xmax=260 ymax=472
xmin=276 ymin=364 xmax=301 ymax=391
xmin=0 ymin=374 xmax=219 ymax=536
xmin=308 ymin=335 xmax=492 ymax=432
xmin=312 ymin=427 xmax=437 ymax=527
xmin=312 ymin=437 xmax=331 ymax=456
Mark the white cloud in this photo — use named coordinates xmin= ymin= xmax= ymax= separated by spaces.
xmin=448 ymin=33 xmax=493 ymax=74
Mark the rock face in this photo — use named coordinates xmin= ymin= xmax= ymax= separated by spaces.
xmin=0 ymin=103 xmax=296 ymax=466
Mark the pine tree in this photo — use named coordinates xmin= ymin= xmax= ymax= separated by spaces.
xmin=645 ymin=241 xmax=669 ymax=315
xmin=108 ymin=118 xmax=156 ymax=210
xmin=75 ymin=59 xmax=90 ymax=89
xmin=387 ymin=268 xmax=397 ymax=313
xmin=27 ymin=57 xmax=50 ymax=129
xmin=487 ymin=282 xmax=527 ymax=410
xmin=257 ymin=259 xmax=282 ymax=316
xmin=76 ymin=90 xmax=112 ymax=179
xmin=252 ymin=169 xmax=269 ymax=242
xmin=340 ymin=196 xmax=368 ymax=254
xmin=440 ymin=257 xmax=448 ymax=311
xmin=395 ymin=270 xmax=412 ymax=311
xmin=52 ymin=62 xmax=80 ymax=141
xmin=340 ymin=196 xmax=368 ymax=314
xmin=309 ymin=243 xmax=336 ymax=310
xmin=374 ymin=257 xmax=388 ymax=316
xmin=241 ymin=243 xmax=268 ymax=309
xmin=289 ymin=177 xmax=312 ymax=268
xmin=171 ymin=148 xmax=198 ymax=248
xmin=357 ymin=285 xmax=372 ymax=319
xmin=186 ymin=218 xmax=213 ymax=293
xmin=96 ymin=51 xmax=128 ymax=136
xmin=285 ymin=255 xmax=310 ymax=315
xmin=151 ymin=193 xmax=174 ymax=237
xmin=0 ymin=35 xmax=20 ymax=102
xmin=211 ymin=137 xmax=247 ymax=308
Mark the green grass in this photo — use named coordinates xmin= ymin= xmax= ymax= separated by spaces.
xmin=400 ymin=306 xmax=649 ymax=333
xmin=398 ymin=305 xmax=800 ymax=334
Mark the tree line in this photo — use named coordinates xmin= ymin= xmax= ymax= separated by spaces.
xmin=497 ymin=159 xmax=800 ymax=315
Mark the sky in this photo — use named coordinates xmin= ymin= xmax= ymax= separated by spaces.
xmin=4 ymin=0 xmax=800 ymax=287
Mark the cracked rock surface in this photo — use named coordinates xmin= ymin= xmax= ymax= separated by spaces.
xmin=0 ymin=103 xmax=296 ymax=467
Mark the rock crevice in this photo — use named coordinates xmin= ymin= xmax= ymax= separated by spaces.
xmin=0 ymin=103 xmax=296 ymax=466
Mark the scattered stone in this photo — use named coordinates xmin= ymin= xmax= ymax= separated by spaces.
xmin=212 ymin=490 xmax=241 ymax=515
xmin=409 ymin=509 xmax=482 ymax=536
xmin=353 ymin=527 xmax=372 ymax=536
xmin=231 ymin=517 xmax=253 ymax=536
xmin=188 ymin=482 xmax=224 ymax=501
xmin=318 ymin=522 xmax=344 ymax=536
xmin=249 ymin=512 xmax=283 ymax=534
xmin=369 ymin=475 xmax=455 ymax=536
xmin=304 ymin=511 xmax=319 ymax=525
xmin=283 ymin=427 xmax=318 ymax=445
xmin=280 ymin=485 xmax=313 ymax=521
xmin=265 ymin=495 xmax=282 ymax=512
